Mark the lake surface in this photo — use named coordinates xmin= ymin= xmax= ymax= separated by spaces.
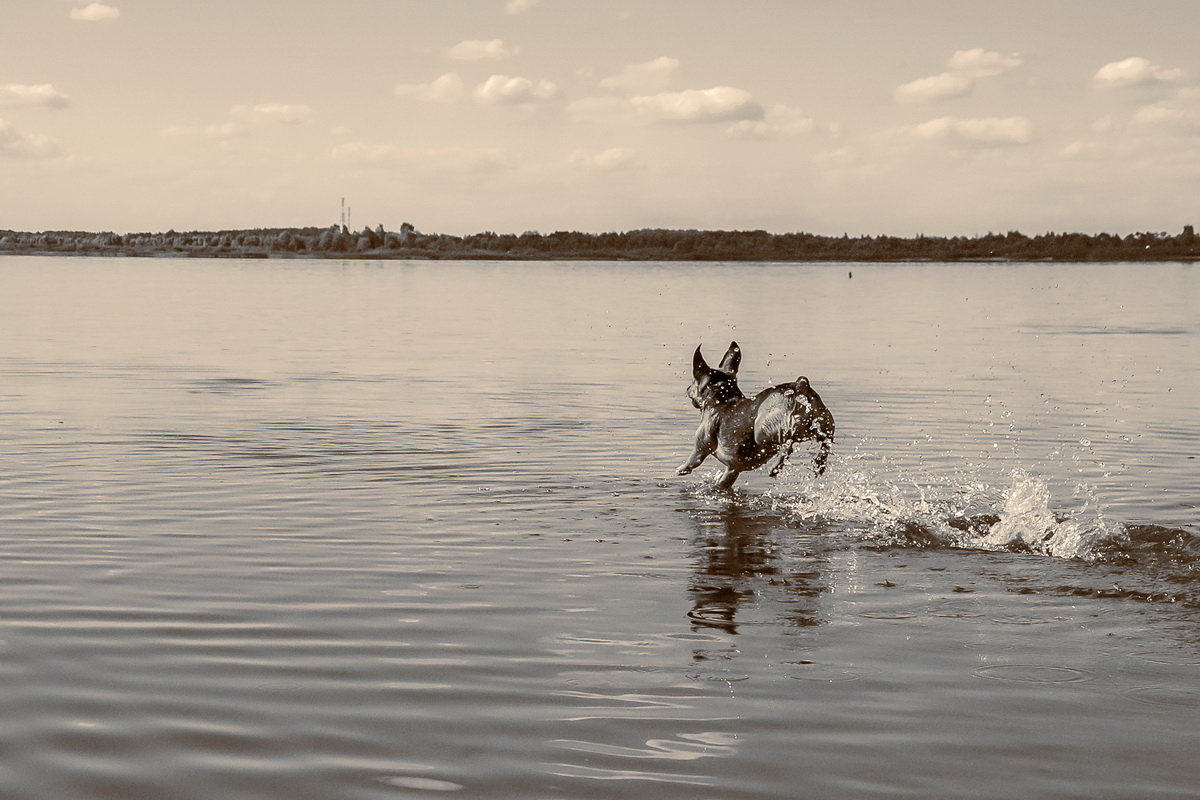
xmin=0 ymin=256 xmax=1197 ymax=799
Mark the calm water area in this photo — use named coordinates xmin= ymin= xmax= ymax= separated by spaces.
xmin=0 ymin=256 xmax=1197 ymax=799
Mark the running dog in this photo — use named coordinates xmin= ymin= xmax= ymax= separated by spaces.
xmin=676 ymin=341 xmax=834 ymax=489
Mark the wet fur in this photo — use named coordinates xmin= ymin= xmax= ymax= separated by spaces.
xmin=676 ymin=341 xmax=834 ymax=489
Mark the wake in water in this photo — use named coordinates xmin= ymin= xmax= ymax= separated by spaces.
xmin=750 ymin=445 xmax=1195 ymax=571
xmin=680 ymin=446 xmax=1194 ymax=610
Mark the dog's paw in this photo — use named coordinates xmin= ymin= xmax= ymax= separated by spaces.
xmin=676 ymin=464 xmax=693 ymax=476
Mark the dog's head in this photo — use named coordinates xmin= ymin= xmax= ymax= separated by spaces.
xmin=687 ymin=341 xmax=745 ymax=409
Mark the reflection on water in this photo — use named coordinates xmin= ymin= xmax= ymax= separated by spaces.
xmin=685 ymin=500 xmax=827 ymax=633
xmin=0 ymin=256 xmax=1198 ymax=799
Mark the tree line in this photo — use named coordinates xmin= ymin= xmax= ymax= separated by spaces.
xmin=1 ymin=223 xmax=1197 ymax=261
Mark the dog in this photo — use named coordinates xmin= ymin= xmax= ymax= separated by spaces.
xmin=676 ymin=341 xmax=834 ymax=489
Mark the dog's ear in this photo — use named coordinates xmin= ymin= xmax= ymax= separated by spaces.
xmin=692 ymin=345 xmax=710 ymax=380
xmin=718 ymin=341 xmax=741 ymax=374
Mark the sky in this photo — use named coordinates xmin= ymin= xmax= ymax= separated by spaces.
xmin=2 ymin=0 xmax=1199 ymax=236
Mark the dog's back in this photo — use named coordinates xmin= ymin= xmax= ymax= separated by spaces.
xmin=678 ymin=342 xmax=834 ymax=487
xmin=752 ymin=377 xmax=834 ymax=475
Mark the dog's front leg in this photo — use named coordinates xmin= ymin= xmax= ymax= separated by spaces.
xmin=766 ymin=440 xmax=794 ymax=477
xmin=677 ymin=419 xmax=717 ymax=475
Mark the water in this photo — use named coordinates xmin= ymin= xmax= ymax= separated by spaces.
xmin=0 ymin=256 xmax=1197 ymax=799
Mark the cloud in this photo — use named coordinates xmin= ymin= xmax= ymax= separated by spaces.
xmin=726 ymin=104 xmax=815 ymax=138
xmin=813 ymin=146 xmax=858 ymax=168
xmin=599 ymin=56 xmax=680 ymax=93
xmin=448 ymin=39 xmax=519 ymax=61
xmin=474 ymin=74 xmax=559 ymax=104
xmin=914 ymin=115 xmax=1035 ymax=147
xmin=161 ymin=122 xmax=245 ymax=138
xmin=947 ymin=48 xmax=1023 ymax=78
xmin=203 ymin=121 xmax=244 ymax=138
xmin=1093 ymin=57 xmax=1183 ymax=88
xmin=230 ymin=103 xmax=313 ymax=124
xmin=0 ymin=119 xmax=61 ymax=158
xmin=895 ymin=48 xmax=1023 ymax=102
xmin=0 ymin=83 xmax=70 ymax=109
xmin=1060 ymin=140 xmax=1107 ymax=160
xmin=894 ymin=72 xmax=974 ymax=103
xmin=505 ymin=0 xmax=538 ymax=14
xmin=331 ymin=142 xmax=507 ymax=173
xmin=69 ymin=3 xmax=119 ymax=21
xmin=395 ymin=72 xmax=464 ymax=103
xmin=162 ymin=103 xmax=312 ymax=139
xmin=568 ymin=147 xmax=639 ymax=171
xmin=565 ymin=95 xmax=630 ymax=121
xmin=631 ymin=86 xmax=764 ymax=123
xmin=1132 ymin=90 xmax=1200 ymax=133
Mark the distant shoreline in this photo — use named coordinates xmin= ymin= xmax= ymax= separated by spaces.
xmin=3 ymin=249 xmax=1199 ymax=264
xmin=3 ymin=225 xmax=1198 ymax=263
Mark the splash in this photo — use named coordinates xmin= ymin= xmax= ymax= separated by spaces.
xmin=979 ymin=471 xmax=1124 ymax=559
xmin=768 ymin=455 xmax=1126 ymax=561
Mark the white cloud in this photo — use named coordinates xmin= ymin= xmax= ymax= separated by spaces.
xmin=474 ymin=74 xmax=559 ymax=104
xmin=448 ymin=39 xmax=519 ymax=61
xmin=0 ymin=119 xmax=61 ymax=158
xmin=895 ymin=48 xmax=1022 ymax=103
xmin=631 ymin=86 xmax=764 ymax=123
xmin=726 ymin=104 xmax=815 ymax=138
xmin=0 ymin=83 xmax=70 ymax=109
xmin=565 ymin=95 xmax=630 ymax=121
xmin=395 ymin=72 xmax=464 ymax=104
xmin=1132 ymin=90 xmax=1200 ymax=133
xmin=1093 ymin=56 xmax=1183 ymax=88
xmin=914 ymin=115 xmax=1035 ymax=146
xmin=894 ymin=72 xmax=974 ymax=103
xmin=203 ymin=121 xmax=244 ymax=138
xmin=599 ymin=56 xmax=680 ymax=93
xmin=947 ymin=48 xmax=1023 ymax=78
xmin=230 ymin=104 xmax=313 ymax=124
xmin=505 ymin=0 xmax=538 ymax=14
xmin=568 ymin=147 xmax=639 ymax=171
xmin=813 ymin=146 xmax=858 ymax=168
xmin=69 ymin=3 xmax=119 ymax=21
xmin=162 ymin=103 xmax=311 ymax=139
xmin=161 ymin=122 xmax=243 ymax=139
xmin=1060 ymin=140 xmax=1106 ymax=160
xmin=331 ymin=142 xmax=507 ymax=173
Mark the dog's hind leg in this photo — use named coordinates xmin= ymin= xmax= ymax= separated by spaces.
xmin=812 ymin=438 xmax=831 ymax=476
xmin=809 ymin=408 xmax=835 ymax=477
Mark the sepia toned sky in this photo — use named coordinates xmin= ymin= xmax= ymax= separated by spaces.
xmin=2 ymin=0 xmax=1199 ymax=235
